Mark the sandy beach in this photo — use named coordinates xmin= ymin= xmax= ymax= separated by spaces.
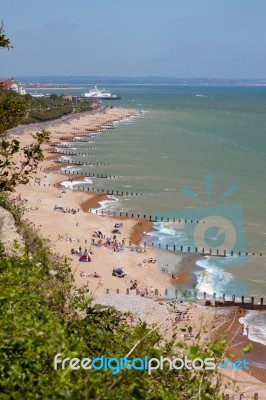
xmin=10 ymin=106 xmax=266 ymax=398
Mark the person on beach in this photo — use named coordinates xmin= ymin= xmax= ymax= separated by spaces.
xmin=246 ymin=325 xmax=249 ymax=337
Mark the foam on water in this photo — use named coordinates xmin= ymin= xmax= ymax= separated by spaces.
xmin=58 ymin=156 xmax=71 ymax=160
xmin=195 ymin=258 xmax=236 ymax=296
xmin=142 ymin=221 xmax=249 ymax=298
xmin=60 ymin=177 xmax=93 ymax=188
xmin=143 ymin=222 xmax=188 ymax=247
xmin=60 ymin=166 xmax=82 ymax=172
xmin=90 ymin=196 xmax=127 ymax=214
xmin=239 ymin=311 xmax=266 ymax=346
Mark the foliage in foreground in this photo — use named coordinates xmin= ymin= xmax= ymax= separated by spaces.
xmin=0 ymin=203 xmax=226 ymax=400
xmin=0 ymin=128 xmax=50 ymax=191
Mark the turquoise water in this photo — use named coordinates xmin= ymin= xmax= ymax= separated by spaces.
xmin=57 ymin=85 xmax=266 ymax=300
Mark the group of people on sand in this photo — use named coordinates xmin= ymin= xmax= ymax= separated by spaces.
xmin=92 ymin=230 xmax=104 ymax=238
xmin=64 ymin=208 xmax=79 ymax=214
xmin=11 ymin=194 xmax=28 ymax=207
xmin=71 ymin=246 xmax=94 ymax=263
xmin=80 ymin=271 xmax=101 ymax=279
xmin=92 ymin=223 xmax=125 ymax=253
xmin=71 ymin=246 xmax=92 ymax=255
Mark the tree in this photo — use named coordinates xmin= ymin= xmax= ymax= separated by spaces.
xmin=0 ymin=129 xmax=50 ymax=191
xmin=0 ymin=22 xmax=12 ymax=49
xmin=0 ymin=26 xmax=50 ymax=191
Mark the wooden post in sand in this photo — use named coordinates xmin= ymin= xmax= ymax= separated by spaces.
xmin=126 ymin=288 xmax=129 ymax=295
xmin=203 ymin=292 xmax=206 ymax=300
xmin=251 ymin=296 xmax=254 ymax=305
xmin=261 ymin=298 xmax=263 ymax=305
xmin=116 ymin=289 xmax=119 ymax=294
xmin=241 ymin=296 xmax=245 ymax=303
xmin=106 ymin=289 xmax=109 ymax=294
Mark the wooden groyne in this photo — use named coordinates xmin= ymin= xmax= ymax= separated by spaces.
xmin=61 ymin=172 xmax=117 ymax=179
xmin=202 ymin=292 xmax=266 ymax=310
xmin=49 ymin=143 xmax=99 ymax=149
xmin=223 ymin=394 xmax=259 ymax=399
xmin=54 ymin=159 xmax=110 ymax=166
xmin=48 ymin=150 xmax=101 ymax=156
xmin=57 ymin=135 xmax=106 ymax=141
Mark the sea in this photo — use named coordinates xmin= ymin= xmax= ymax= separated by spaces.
xmin=28 ymin=83 xmax=266 ymax=345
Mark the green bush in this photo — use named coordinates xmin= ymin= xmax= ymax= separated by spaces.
xmin=0 ymin=238 xmax=226 ymax=399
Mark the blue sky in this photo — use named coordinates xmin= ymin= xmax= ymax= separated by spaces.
xmin=1 ymin=0 xmax=266 ymax=78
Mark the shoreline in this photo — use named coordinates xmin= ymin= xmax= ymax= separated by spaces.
xmin=214 ymin=306 xmax=266 ymax=383
xmin=40 ymin=106 xmax=152 ymax=245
